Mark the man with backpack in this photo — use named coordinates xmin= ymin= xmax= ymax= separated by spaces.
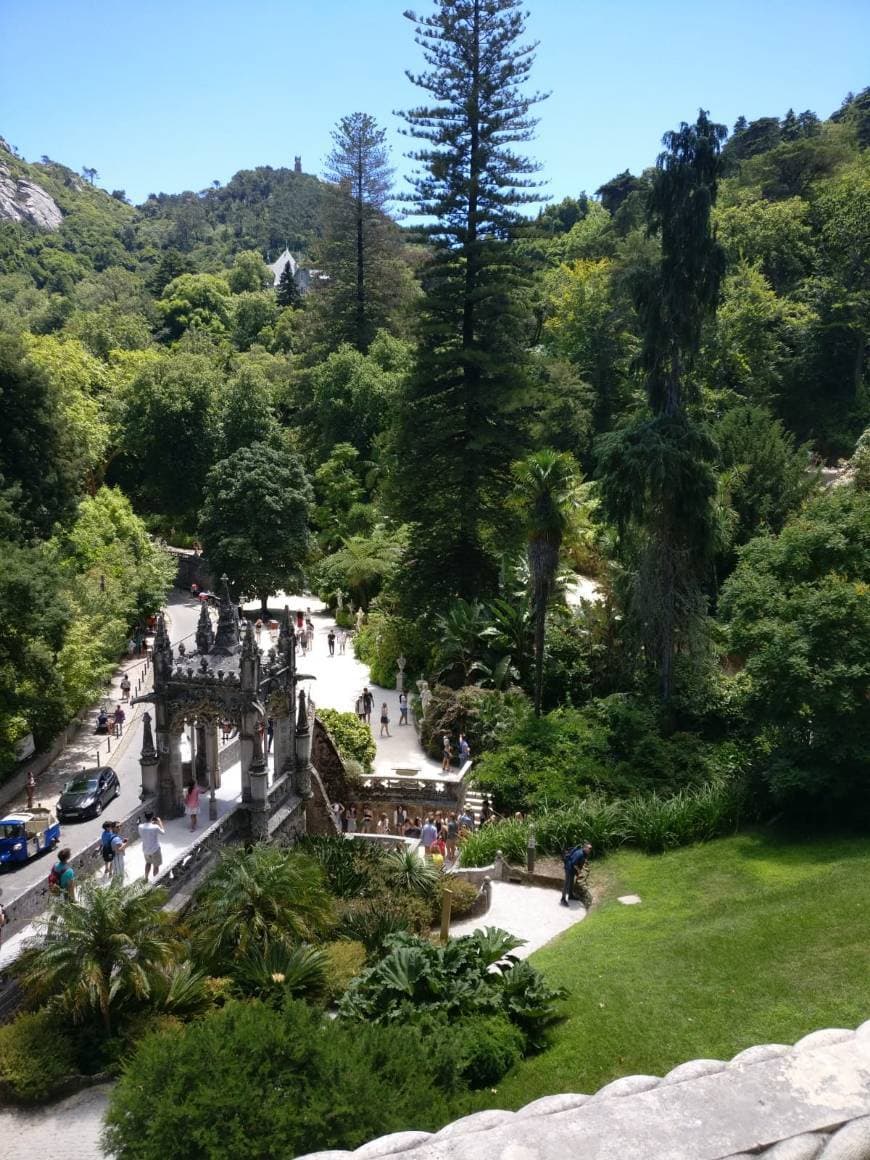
xmin=48 ymin=848 xmax=76 ymax=901
xmin=561 ymin=841 xmax=592 ymax=906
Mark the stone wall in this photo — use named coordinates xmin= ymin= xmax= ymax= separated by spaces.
xmin=311 ymin=717 xmax=352 ymax=806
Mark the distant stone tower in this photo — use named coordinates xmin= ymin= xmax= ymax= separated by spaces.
xmin=294 ymin=155 xmax=302 ymax=173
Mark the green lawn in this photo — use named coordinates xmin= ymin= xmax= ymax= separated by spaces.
xmin=479 ymin=830 xmax=870 ymax=1108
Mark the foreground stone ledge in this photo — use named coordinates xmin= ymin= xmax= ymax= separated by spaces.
xmin=296 ymin=1020 xmax=870 ymax=1160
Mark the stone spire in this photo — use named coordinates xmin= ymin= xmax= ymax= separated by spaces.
xmin=195 ymin=601 xmax=215 ymax=654
xmin=241 ymin=618 xmax=257 ymax=659
xmin=278 ymin=605 xmax=296 ymax=675
xmin=140 ymin=711 xmax=158 ymax=762
xmin=152 ymin=614 xmax=173 ymax=685
xmin=211 ymin=573 xmax=240 ymax=656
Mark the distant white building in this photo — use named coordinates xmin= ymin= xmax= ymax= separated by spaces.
xmin=267 ymin=248 xmax=328 ymax=296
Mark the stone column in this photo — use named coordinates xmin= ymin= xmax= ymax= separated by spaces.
xmin=248 ymin=724 xmax=269 ymax=841
xmin=139 ymin=712 xmax=159 ymax=801
xmin=195 ymin=720 xmax=208 ymax=787
xmin=164 ymin=729 xmax=185 ymax=818
xmin=239 ymin=713 xmax=254 ymax=803
xmin=273 ymin=711 xmax=292 ymax=782
xmin=205 ymin=721 xmax=219 ymax=821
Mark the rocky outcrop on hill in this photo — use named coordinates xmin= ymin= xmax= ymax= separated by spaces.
xmin=0 ymin=161 xmax=63 ymax=229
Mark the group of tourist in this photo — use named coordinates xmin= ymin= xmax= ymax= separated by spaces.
xmin=96 ymin=703 xmax=126 ymax=737
xmin=329 ymin=803 xmax=479 ymax=864
xmin=353 ymin=688 xmax=411 ymax=734
xmin=442 ymin=731 xmax=471 ymax=771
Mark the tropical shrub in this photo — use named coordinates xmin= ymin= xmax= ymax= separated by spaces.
xmin=103 ymin=999 xmax=452 ymax=1160
xmin=473 ymin=696 xmax=736 ymax=813
xmin=353 ymin=606 xmax=427 ymax=688
xmin=297 ymin=834 xmax=384 ymax=899
xmin=14 ymin=880 xmax=179 ymax=1037
xmin=317 ymin=707 xmax=376 ymax=773
xmin=229 ymin=943 xmax=330 ymax=1006
xmin=336 ymin=894 xmax=434 ymax=957
xmin=190 ymin=847 xmax=335 ymax=972
xmin=0 ymin=1010 xmax=79 ymax=1104
xmin=420 ymin=684 xmax=530 ymax=761
xmin=338 ymin=928 xmax=566 ymax=1049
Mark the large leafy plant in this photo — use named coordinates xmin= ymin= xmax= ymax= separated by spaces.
xmin=338 ymin=927 xmax=565 ymax=1048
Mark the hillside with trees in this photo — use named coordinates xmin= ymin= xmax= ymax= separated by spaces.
xmin=1 ymin=77 xmax=868 ymax=803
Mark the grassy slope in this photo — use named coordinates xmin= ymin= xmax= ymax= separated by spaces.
xmin=480 ymin=830 xmax=870 ymax=1107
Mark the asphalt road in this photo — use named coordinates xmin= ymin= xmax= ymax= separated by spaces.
xmin=0 ymin=591 xmax=201 ymax=898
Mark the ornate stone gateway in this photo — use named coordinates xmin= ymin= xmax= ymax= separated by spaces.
xmin=135 ymin=580 xmax=315 ymax=839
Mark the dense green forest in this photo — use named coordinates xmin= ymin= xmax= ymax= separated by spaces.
xmin=0 ymin=62 xmax=868 ymax=822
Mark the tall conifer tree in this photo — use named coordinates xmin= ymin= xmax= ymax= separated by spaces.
xmin=392 ymin=0 xmax=545 ymax=615
xmin=597 ymin=111 xmax=726 ymax=701
xmin=314 ymin=113 xmax=404 ymax=352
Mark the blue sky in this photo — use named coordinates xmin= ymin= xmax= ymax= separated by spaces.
xmin=1 ymin=0 xmax=867 ymax=207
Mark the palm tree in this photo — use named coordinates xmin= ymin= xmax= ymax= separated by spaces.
xmin=512 ymin=450 xmax=580 ymax=715
xmin=190 ymin=846 xmax=335 ymax=972
xmin=15 ymin=880 xmax=178 ymax=1037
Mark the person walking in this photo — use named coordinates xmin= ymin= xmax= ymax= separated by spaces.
xmin=49 ymin=848 xmax=76 ymax=901
xmin=184 ymin=781 xmax=200 ymax=832
xmin=355 ymin=695 xmax=365 ymax=722
xmin=138 ymin=812 xmax=164 ymax=882
xmin=420 ymin=816 xmax=437 ymax=853
xmin=338 ymin=630 xmax=346 ymax=655
xmin=441 ymin=734 xmax=452 ymax=772
xmin=26 ymin=770 xmax=36 ymax=810
xmin=458 ymin=733 xmax=471 ymax=766
xmin=398 ymin=692 xmax=408 ymax=726
xmin=120 ymin=675 xmax=131 ymax=702
xmin=346 ymin=804 xmax=358 ymax=833
xmin=100 ymin=821 xmax=115 ymax=878
xmin=445 ymin=813 xmax=459 ymax=862
xmin=379 ymin=702 xmax=391 ymax=737
xmin=362 ymin=687 xmax=374 ymax=725
xmin=110 ymin=824 xmax=128 ymax=883
xmin=113 ymin=705 xmax=126 ymax=737
xmin=327 ymin=629 xmax=336 ymax=656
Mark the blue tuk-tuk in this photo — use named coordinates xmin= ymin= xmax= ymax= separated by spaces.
xmin=0 ymin=809 xmax=61 ymax=869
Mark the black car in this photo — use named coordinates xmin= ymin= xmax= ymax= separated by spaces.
xmin=57 ymin=767 xmax=120 ymax=821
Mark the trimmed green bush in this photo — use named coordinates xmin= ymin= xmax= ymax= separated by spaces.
xmin=0 ymin=1010 xmax=79 ymax=1104
xmin=453 ymin=1014 xmax=525 ymax=1087
xmin=103 ymin=999 xmax=452 ymax=1160
xmin=317 ymin=707 xmax=376 ymax=773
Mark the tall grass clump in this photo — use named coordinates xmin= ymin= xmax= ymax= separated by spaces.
xmin=459 ymin=779 xmax=748 ymax=866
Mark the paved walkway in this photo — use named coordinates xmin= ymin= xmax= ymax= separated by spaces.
xmin=245 ymin=594 xmax=443 ymax=779
xmin=450 ymin=880 xmax=587 ymax=958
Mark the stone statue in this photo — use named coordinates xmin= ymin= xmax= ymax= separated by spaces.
xmin=418 ymin=679 xmax=431 ymax=716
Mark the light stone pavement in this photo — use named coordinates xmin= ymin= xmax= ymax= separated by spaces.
xmin=450 ymin=881 xmax=586 ymax=958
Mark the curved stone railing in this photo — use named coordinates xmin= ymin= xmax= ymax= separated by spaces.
xmin=296 ymin=1021 xmax=870 ymax=1160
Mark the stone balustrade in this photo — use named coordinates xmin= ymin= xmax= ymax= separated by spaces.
xmin=296 ymin=1022 xmax=870 ymax=1160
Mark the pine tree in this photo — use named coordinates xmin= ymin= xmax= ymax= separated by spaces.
xmin=391 ymin=0 xmax=546 ymax=615
xmin=597 ymin=111 xmax=726 ymax=701
xmin=313 ymin=112 xmax=405 ymax=351
xmin=276 ymin=260 xmax=301 ymax=309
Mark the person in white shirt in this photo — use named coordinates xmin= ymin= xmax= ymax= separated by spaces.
xmin=138 ymin=811 xmax=165 ymax=882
